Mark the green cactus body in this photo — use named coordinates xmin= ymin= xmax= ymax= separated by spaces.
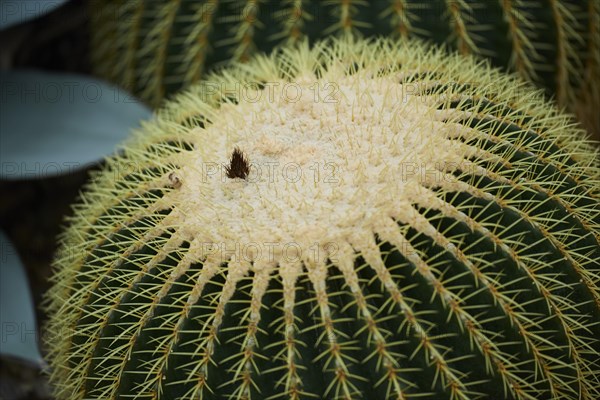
xmin=45 ymin=37 xmax=599 ymax=399
xmin=89 ymin=0 xmax=600 ymax=136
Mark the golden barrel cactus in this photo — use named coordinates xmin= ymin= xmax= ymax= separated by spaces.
xmin=89 ymin=0 xmax=600 ymax=136
xmin=45 ymin=37 xmax=600 ymax=399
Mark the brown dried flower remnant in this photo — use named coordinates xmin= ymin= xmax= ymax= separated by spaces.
xmin=225 ymin=147 xmax=250 ymax=179
xmin=168 ymin=172 xmax=182 ymax=189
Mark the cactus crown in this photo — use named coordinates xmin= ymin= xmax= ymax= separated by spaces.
xmin=45 ymin=36 xmax=599 ymax=400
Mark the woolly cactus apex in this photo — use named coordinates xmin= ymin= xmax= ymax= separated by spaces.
xmin=44 ymin=37 xmax=600 ymax=400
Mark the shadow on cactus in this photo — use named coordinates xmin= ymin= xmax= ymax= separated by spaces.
xmin=44 ymin=36 xmax=600 ymax=399
xmin=89 ymin=0 xmax=600 ymax=137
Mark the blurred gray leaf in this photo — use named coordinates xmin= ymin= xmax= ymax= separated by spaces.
xmin=0 ymin=230 xmax=43 ymax=365
xmin=0 ymin=0 xmax=67 ymax=30
xmin=1 ymin=69 xmax=152 ymax=179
